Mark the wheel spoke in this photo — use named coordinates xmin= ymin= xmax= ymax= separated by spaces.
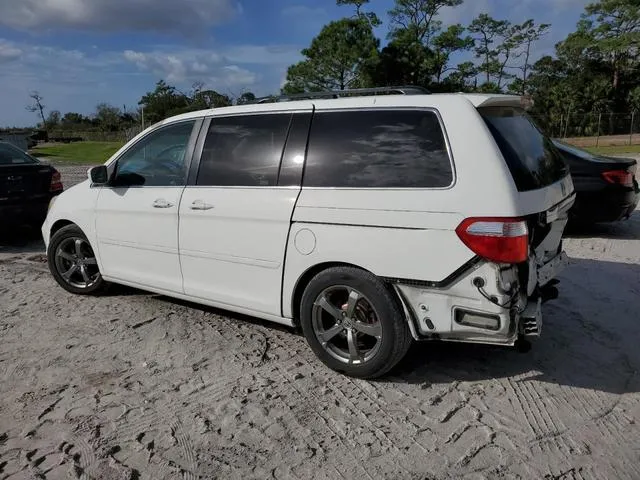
xmin=347 ymin=329 xmax=361 ymax=363
xmin=353 ymin=320 xmax=381 ymax=338
xmin=58 ymin=250 xmax=74 ymax=262
xmin=80 ymin=265 xmax=90 ymax=284
xmin=345 ymin=289 xmax=361 ymax=318
xmin=74 ymin=239 xmax=84 ymax=258
xmin=315 ymin=295 xmax=342 ymax=320
xmin=83 ymin=257 xmax=97 ymax=265
xmin=317 ymin=323 xmax=343 ymax=345
xmin=62 ymin=264 xmax=78 ymax=280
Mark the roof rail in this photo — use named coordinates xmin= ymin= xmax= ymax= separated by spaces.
xmin=250 ymin=85 xmax=430 ymax=104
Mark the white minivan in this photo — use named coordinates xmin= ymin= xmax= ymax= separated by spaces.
xmin=43 ymin=87 xmax=575 ymax=378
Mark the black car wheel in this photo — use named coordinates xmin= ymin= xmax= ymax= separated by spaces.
xmin=47 ymin=225 xmax=106 ymax=295
xmin=300 ymin=267 xmax=412 ymax=379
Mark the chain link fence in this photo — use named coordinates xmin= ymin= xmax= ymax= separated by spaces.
xmin=531 ymin=112 xmax=639 ymax=147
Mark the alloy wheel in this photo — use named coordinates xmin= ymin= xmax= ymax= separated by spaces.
xmin=54 ymin=237 xmax=101 ymax=289
xmin=311 ymin=286 xmax=383 ymax=365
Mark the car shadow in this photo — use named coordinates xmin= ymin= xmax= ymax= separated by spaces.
xmin=564 ymin=210 xmax=640 ymax=240
xmin=0 ymin=226 xmax=45 ymax=255
xmin=388 ymin=257 xmax=640 ymax=396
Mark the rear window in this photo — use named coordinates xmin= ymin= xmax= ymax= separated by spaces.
xmin=303 ymin=109 xmax=453 ymax=188
xmin=480 ymin=107 xmax=568 ymax=192
xmin=0 ymin=143 xmax=38 ymax=165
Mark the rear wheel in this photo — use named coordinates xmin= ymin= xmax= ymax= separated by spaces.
xmin=47 ymin=225 xmax=106 ymax=295
xmin=300 ymin=267 xmax=412 ymax=379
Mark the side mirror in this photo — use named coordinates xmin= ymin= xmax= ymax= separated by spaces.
xmin=88 ymin=165 xmax=108 ymax=185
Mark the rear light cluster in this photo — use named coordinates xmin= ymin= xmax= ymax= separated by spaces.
xmin=601 ymin=169 xmax=634 ymax=188
xmin=456 ymin=217 xmax=529 ymax=264
xmin=50 ymin=170 xmax=63 ymax=192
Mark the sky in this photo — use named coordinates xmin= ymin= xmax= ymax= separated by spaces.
xmin=0 ymin=0 xmax=591 ymax=127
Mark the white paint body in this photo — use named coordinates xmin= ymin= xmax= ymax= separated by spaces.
xmin=43 ymin=93 xmax=574 ymax=344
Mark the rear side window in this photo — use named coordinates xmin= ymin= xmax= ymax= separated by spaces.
xmin=197 ymin=114 xmax=292 ymax=187
xmin=303 ymin=110 xmax=453 ymax=188
xmin=0 ymin=143 xmax=37 ymax=165
xmin=480 ymin=107 xmax=568 ymax=192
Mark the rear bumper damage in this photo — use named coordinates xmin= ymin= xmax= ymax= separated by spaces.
xmin=393 ymin=234 xmax=571 ymax=348
xmin=393 ymin=253 xmax=567 ymax=347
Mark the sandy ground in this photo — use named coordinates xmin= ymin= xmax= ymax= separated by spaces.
xmin=1 ymin=165 xmax=639 ymax=479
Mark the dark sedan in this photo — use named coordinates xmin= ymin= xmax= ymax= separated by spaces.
xmin=553 ymin=139 xmax=639 ymax=224
xmin=0 ymin=141 xmax=63 ymax=229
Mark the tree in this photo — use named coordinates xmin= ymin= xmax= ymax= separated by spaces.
xmin=191 ymin=90 xmax=232 ymax=109
xmin=26 ymin=91 xmax=47 ymax=130
xmin=630 ymin=86 xmax=640 ymax=111
xmin=512 ymin=20 xmax=551 ymax=94
xmin=570 ymin=0 xmax=640 ymax=90
xmin=468 ymin=14 xmax=510 ymax=85
xmin=95 ymin=103 xmax=122 ymax=131
xmin=237 ymin=92 xmax=256 ymax=105
xmin=46 ymin=110 xmax=61 ymax=128
xmin=283 ymin=18 xmax=379 ymax=93
xmin=440 ymin=61 xmax=477 ymax=91
xmin=370 ymin=39 xmax=434 ymax=87
xmin=432 ymin=24 xmax=474 ymax=82
xmin=61 ymin=112 xmax=86 ymax=125
xmin=337 ymin=0 xmax=381 ymax=27
xmin=138 ymin=80 xmax=190 ymax=124
xmin=388 ymin=0 xmax=464 ymax=45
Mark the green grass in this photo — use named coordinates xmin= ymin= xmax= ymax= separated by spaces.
xmin=585 ymin=144 xmax=640 ymax=156
xmin=31 ymin=141 xmax=124 ymax=164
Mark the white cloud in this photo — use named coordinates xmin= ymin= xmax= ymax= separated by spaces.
xmin=122 ymin=43 xmax=301 ymax=89
xmin=122 ymin=49 xmax=257 ymax=88
xmin=0 ymin=40 xmax=22 ymax=63
xmin=0 ymin=0 xmax=237 ymax=35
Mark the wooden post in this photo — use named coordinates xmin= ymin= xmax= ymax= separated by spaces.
xmin=630 ymin=111 xmax=636 ymax=146
xmin=596 ymin=113 xmax=602 ymax=147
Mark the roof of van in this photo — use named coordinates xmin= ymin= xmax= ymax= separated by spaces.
xmin=159 ymin=93 xmax=523 ymax=125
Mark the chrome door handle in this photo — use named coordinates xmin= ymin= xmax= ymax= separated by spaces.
xmin=190 ymin=200 xmax=214 ymax=211
xmin=152 ymin=199 xmax=174 ymax=208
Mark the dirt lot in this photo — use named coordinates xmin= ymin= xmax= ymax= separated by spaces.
xmin=1 ymin=166 xmax=639 ymax=479
xmin=565 ymin=134 xmax=640 ymax=148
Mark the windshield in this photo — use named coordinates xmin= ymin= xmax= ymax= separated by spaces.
xmin=479 ymin=107 xmax=568 ymax=192
xmin=0 ymin=142 xmax=38 ymax=165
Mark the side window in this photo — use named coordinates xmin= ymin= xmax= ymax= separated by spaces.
xmin=303 ymin=110 xmax=453 ymax=188
xmin=196 ymin=113 xmax=292 ymax=187
xmin=112 ymin=121 xmax=195 ymax=187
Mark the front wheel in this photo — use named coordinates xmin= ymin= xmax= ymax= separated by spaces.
xmin=47 ymin=224 xmax=106 ymax=295
xmin=299 ymin=267 xmax=412 ymax=379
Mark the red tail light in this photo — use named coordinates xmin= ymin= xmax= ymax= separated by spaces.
xmin=456 ymin=217 xmax=529 ymax=264
xmin=602 ymin=169 xmax=633 ymax=187
xmin=50 ymin=170 xmax=63 ymax=192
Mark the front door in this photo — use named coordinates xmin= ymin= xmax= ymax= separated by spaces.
xmin=95 ymin=120 xmax=199 ymax=293
xmin=179 ymin=111 xmax=311 ymax=316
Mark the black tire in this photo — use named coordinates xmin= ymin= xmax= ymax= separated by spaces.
xmin=300 ymin=266 xmax=412 ymax=379
xmin=47 ymin=224 xmax=107 ymax=295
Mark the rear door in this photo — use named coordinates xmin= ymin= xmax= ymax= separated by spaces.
xmin=179 ymin=110 xmax=312 ymax=317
